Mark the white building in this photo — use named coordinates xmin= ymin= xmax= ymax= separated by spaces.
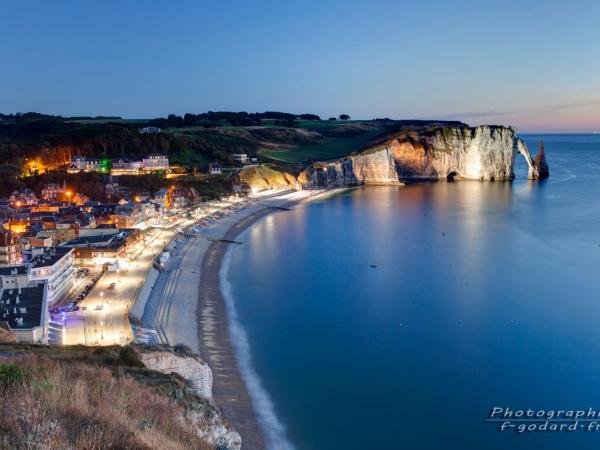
xmin=111 ymin=158 xmax=143 ymax=175
xmin=209 ymin=162 xmax=222 ymax=175
xmin=0 ymin=283 xmax=48 ymax=344
xmin=69 ymin=156 xmax=102 ymax=173
xmin=142 ymin=153 xmax=170 ymax=172
xmin=41 ymin=181 xmax=68 ymax=201
xmin=232 ymin=153 xmax=249 ymax=164
xmin=139 ymin=127 xmax=161 ymax=134
xmin=27 ymin=247 xmax=75 ymax=306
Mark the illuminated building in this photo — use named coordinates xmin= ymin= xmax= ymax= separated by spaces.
xmin=41 ymin=181 xmax=67 ymax=201
xmin=232 ymin=153 xmax=249 ymax=164
xmin=9 ymin=189 xmax=38 ymax=207
xmin=68 ymin=156 xmax=104 ymax=173
xmin=0 ymin=227 xmax=23 ymax=266
xmin=209 ymin=162 xmax=222 ymax=174
xmin=27 ymin=247 xmax=75 ymax=306
xmin=142 ymin=153 xmax=170 ymax=172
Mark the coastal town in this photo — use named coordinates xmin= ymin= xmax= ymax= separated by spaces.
xmin=0 ymin=151 xmax=263 ymax=347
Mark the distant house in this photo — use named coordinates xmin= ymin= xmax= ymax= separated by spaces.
xmin=208 ymin=162 xmax=222 ymax=175
xmin=111 ymin=158 xmax=143 ymax=175
xmin=169 ymin=188 xmax=188 ymax=209
xmin=41 ymin=181 xmax=67 ymax=201
xmin=110 ymin=204 xmax=141 ymax=228
xmin=142 ymin=153 xmax=169 ymax=172
xmin=232 ymin=153 xmax=249 ymax=164
xmin=139 ymin=126 xmax=161 ymax=134
xmin=110 ymin=200 xmax=157 ymax=228
xmin=151 ymin=188 xmax=168 ymax=209
xmin=104 ymin=176 xmax=120 ymax=199
xmin=68 ymin=156 xmax=102 ymax=173
xmin=0 ymin=227 xmax=23 ymax=266
xmin=9 ymin=189 xmax=38 ymax=207
xmin=61 ymin=229 xmax=140 ymax=265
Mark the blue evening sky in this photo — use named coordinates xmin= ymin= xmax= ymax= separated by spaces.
xmin=1 ymin=0 xmax=599 ymax=131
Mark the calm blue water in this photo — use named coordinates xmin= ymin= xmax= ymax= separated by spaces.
xmin=227 ymin=134 xmax=600 ymax=450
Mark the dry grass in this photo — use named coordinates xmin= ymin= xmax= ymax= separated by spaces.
xmin=0 ymin=354 xmax=211 ymax=450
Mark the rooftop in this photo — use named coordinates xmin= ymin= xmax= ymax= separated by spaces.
xmin=29 ymin=247 xmax=73 ymax=269
xmin=0 ymin=266 xmax=28 ymax=276
xmin=61 ymin=229 xmax=137 ymax=249
xmin=0 ymin=284 xmax=45 ymax=329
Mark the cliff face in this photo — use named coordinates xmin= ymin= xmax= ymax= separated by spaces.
xmin=305 ymin=125 xmax=528 ymax=187
xmin=236 ymin=125 xmax=548 ymax=191
xmin=515 ymin=138 xmax=539 ymax=179
xmin=309 ymin=148 xmax=402 ymax=187
xmin=139 ymin=348 xmax=242 ymax=450
xmin=237 ymin=165 xmax=299 ymax=190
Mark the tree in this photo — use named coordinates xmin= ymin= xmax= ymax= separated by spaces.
xmin=299 ymin=114 xmax=321 ymax=120
xmin=339 ymin=114 xmax=351 ymax=120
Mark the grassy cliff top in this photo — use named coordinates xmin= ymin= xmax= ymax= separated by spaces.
xmin=0 ymin=344 xmax=219 ymax=450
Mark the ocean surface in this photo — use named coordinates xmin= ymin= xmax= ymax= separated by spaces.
xmin=226 ymin=134 xmax=600 ymax=450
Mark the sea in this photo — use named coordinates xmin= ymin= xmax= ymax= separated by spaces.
xmin=224 ymin=134 xmax=600 ymax=450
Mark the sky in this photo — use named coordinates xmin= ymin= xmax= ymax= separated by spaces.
xmin=1 ymin=0 xmax=599 ymax=132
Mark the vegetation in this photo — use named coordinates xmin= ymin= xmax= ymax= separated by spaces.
xmin=0 ymin=345 xmax=215 ymax=450
xmin=259 ymin=127 xmax=385 ymax=163
xmin=0 ymin=111 xmax=467 ymax=197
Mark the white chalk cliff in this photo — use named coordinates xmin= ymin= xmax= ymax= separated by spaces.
xmin=305 ymin=125 xmax=545 ymax=187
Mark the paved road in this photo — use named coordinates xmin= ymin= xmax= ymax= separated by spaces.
xmin=61 ymin=229 xmax=173 ymax=346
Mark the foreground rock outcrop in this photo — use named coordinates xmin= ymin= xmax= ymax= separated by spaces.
xmin=138 ymin=347 xmax=242 ymax=450
xmin=237 ymin=165 xmax=300 ymax=190
xmin=0 ymin=325 xmax=16 ymax=344
xmin=534 ymin=139 xmax=550 ymax=179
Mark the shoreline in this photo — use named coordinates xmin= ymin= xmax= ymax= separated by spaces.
xmin=141 ymin=188 xmax=346 ymax=448
xmin=195 ymin=189 xmax=345 ymax=449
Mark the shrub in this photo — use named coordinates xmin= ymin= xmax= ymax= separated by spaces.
xmin=0 ymin=363 xmax=25 ymax=388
